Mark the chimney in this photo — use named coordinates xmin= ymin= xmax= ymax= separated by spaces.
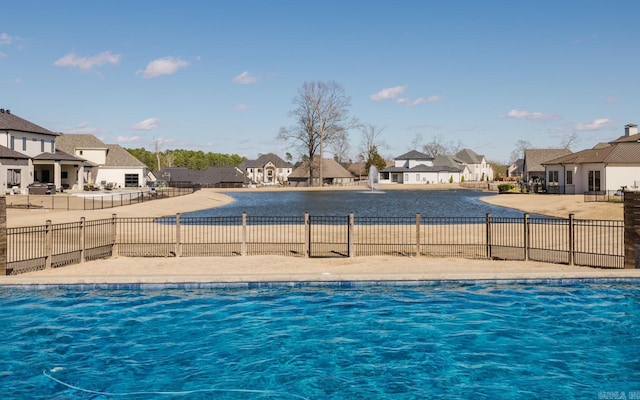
xmin=0 ymin=109 xmax=4 ymax=113
xmin=6 ymin=109 xmax=9 ymax=114
xmin=625 ymin=123 xmax=638 ymax=136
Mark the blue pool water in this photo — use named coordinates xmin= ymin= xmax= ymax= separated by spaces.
xmin=2 ymin=283 xmax=639 ymax=399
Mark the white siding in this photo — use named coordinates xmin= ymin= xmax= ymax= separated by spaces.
xmin=95 ymin=168 xmax=146 ymax=188
xmin=604 ymin=165 xmax=640 ymax=191
xmin=76 ymin=148 xmax=107 ymax=165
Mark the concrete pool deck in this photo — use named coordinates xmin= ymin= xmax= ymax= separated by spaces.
xmin=3 ymin=185 xmax=634 ymax=286
xmin=2 ymin=255 xmax=640 ymax=286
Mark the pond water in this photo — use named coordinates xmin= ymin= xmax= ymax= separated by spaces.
xmin=185 ymin=190 xmax=544 ymax=218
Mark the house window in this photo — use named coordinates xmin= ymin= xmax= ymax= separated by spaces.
xmin=124 ymin=174 xmax=139 ymax=187
xmin=548 ymin=171 xmax=559 ymax=185
xmin=566 ymin=171 xmax=573 ymax=185
xmin=41 ymin=139 xmax=45 ymax=152
xmin=79 ymin=150 xmax=83 ymax=155
xmin=588 ymin=170 xmax=601 ymax=192
xmin=416 ymin=174 xmax=420 ymax=181
xmin=404 ymin=174 xmax=408 ymax=181
xmin=61 ymin=171 xmax=68 ymax=179
xmin=22 ymin=137 xmax=26 ymax=151
xmin=10 ymin=136 xmax=14 ymax=150
xmin=50 ymin=141 xmax=54 ymax=153
xmin=7 ymin=169 xmax=21 ymax=186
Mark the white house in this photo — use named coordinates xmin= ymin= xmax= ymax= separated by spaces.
xmin=55 ymin=134 xmax=149 ymax=189
xmin=0 ymin=108 xmax=89 ymax=193
xmin=379 ymin=150 xmax=468 ymax=184
xmin=454 ymin=149 xmax=494 ymax=181
xmin=239 ymin=153 xmax=293 ymax=185
xmin=542 ymin=123 xmax=640 ymax=194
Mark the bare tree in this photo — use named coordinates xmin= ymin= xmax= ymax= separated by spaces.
xmin=163 ymin=149 xmax=175 ymax=168
xmin=360 ymin=124 xmax=389 ymax=166
xmin=510 ymin=139 xmax=532 ymax=163
xmin=409 ymin=133 xmax=423 ymax=151
xmin=561 ymin=132 xmax=579 ymax=150
xmin=330 ymin=130 xmax=351 ymax=164
xmin=153 ymin=138 xmax=163 ymax=171
xmin=422 ymin=135 xmax=448 ymax=157
xmin=278 ymin=81 xmax=356 ymax=186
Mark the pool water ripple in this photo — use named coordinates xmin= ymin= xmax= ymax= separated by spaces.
xmin=1 ymin=283 xmax=639 ymax=399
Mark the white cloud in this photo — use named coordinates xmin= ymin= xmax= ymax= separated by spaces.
xmin=235 ymin=104 xmax=253 ymax=110
xmin=131 ymin=118 xmax=159 ymax=130
xmin=370 ymin=86 xmax=406 ymax=101
xmin=396 ymin=95 xmax=441 ymax=107
xmin=503 ymin=109 xmax=559 ymax=121
xmin=0 ymin=33 xmax=13 ymax=46
xmin=233 ymin=71 xmax=258 ymax=84
xmin=606 ymin=96 xmax=618 ymax=104
xmin=66 ymin=122 xmax=105 ymax=135
xmin=141 ymin=57 xmax=189 ymax=78
xmin=54 ymin=51 xmax=121 ymax=71
xmin=14 ymin=77 xmax=22 ymax=84
xmin=574 ymin=118 xmax=612 ymax=131
xmin=116 ymin=136 xmax=140 ymax=143
xmin=0 ymin=51 xmax=6 ymax=59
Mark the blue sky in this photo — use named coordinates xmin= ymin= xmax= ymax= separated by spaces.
xmin=2 ymin=0 xmax=639 ymax=163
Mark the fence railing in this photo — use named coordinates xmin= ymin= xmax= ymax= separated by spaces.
xmin=5 ymin=187 xmax=194 ymax=211
xmin=584 ymin=190 xmax=625 ymax=203
xmin=4 ymin=212 xmax=625 ymax=275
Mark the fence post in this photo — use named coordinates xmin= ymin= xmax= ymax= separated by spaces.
xmin=624 ymin=192 xmax=640 ymax=268
xmin=568 ymin=213 xmax=575 ymax=266
xmin=348 ymin=212 xmax=354 ymax=257
xmin=524 ymin=213 xmax=529 ymax=261
xmin=241 ymin=212 xmax=247 ymax=256
xmin=486 ymin=213 xmax=492 ymax=259
xmin=80 ymin=217 xmax=86 ymax=263
xmin=415 ymin=213 xmax=421 ymax=257
xmin=111 ymin=214 xmax=119 ymax=257
xmin=304 ymin=212 xmax=310 ymax=258
xmin=45 ymin=220 xmax=52 ymax=269
xmin=175 ymin=213 xmax=182 ymax=257
xmin=0 ymin=196 xmax=6 ymax=275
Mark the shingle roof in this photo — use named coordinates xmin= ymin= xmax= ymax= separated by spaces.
xmin=610 ymin=132 xmax=640 ymax=144
xmin=156 ymin=167 xmax=246 ymax=185
xmin=289 ymin=157 xmax=353 ymax=178
xmin=240 ymin=153 xmax=293 ymax=169
xmin=0 ymin=109 xmax=57 ymax=136
xmin=455 ymin=149 xmax=484 ymax=164
xmin=394 ymin=150 xmax=432 ymax=160
xmin=543 ymin=142 xmax=640 ymax=165
xmin=524 ymin=149 xmax=572 ymax=172
xmin=55 ymin=133 xmax=108 ymax=154
xmin=0 ymin=145 xmax=30 ymax=159
xmin=105 ymin=145 xmax=147 ymax=168
xmin=433 ymin=155 xmax=464 ymax=171
xmin=32 ymin=149 xmax=86 ymax=162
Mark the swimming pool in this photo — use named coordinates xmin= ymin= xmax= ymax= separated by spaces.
xmin=2 ymin=282 xmax=638 ymax=398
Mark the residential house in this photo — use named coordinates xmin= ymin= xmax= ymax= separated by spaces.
xmin=542 ymin=123 xmax=640 ymax=194
xmin=522 ymin=148 xmax=572 ymax=184
xmin=288 ymin=157 xmax=354 ymax=186
xmin=55 ymin=133 xmax=148 ymax=189
xmin=379 ymin=150 xmax=468 ymax=184
xmin=239 ymin=153 xmax=293 ymax=185
xmin=0 ymin=108 xmax=87 ymax=193
xmin=454 ymin=149 xmax=494 ymax=181
xmin=156 ymin=167 xmax=247 ymax=188
xmin=507 ymin=159 xmax=524 ymax=179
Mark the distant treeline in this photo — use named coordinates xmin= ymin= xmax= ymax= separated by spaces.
xmin=126 ymin=148 xmax=247 ymax=171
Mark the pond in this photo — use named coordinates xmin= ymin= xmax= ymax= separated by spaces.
xmin=184 ymin=190 xmax=544 ymax=218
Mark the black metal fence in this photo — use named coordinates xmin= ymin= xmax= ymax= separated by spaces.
xmin=5 ymin=187 xmax=194 ymax=211
xmin=584 ymin=190 xmax=625 ymax=203
xmin=4 ymin=212 xmax=625 ymax=275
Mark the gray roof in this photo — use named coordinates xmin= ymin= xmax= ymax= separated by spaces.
xmin=395 ymin=150 xmax=432 ymax=160
xmin=105 ymin=145 xmax=147 ymax=168
xmin=156 ymin=167 xmax=246 ymax=185
xmin=0 ymin=109 xmax=57 ymax=136
xmin=610 ymin=132 xmax=640 ymax=144
xmin=289 ymin=157 xmax=353 ymax=179
xmin=543 ymin=142 xmax=640 ymax=165
xmin=455 ymin=149 xmax=484 ymax=164
xmin=434 ymin=155 xmax=464 ymax=171
xmin=240 ymin=153 xmax=293 ymax=169
xmin=524 ymin=149 xmax=572 ymax=173
xmin=0 ymin=145 xmax=30 ymax=159
xmin=33 ymin=149 xmax=86 ymax=162
xmin=55 ymin=133 xmax=108 ymax=154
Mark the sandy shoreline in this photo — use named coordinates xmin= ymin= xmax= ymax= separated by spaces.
xmin=1 ymin=184 xmax=631 ymax=285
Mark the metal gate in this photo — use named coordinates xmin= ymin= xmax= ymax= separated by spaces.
xmin=308 ymin=215 xmax=350 ymax=257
